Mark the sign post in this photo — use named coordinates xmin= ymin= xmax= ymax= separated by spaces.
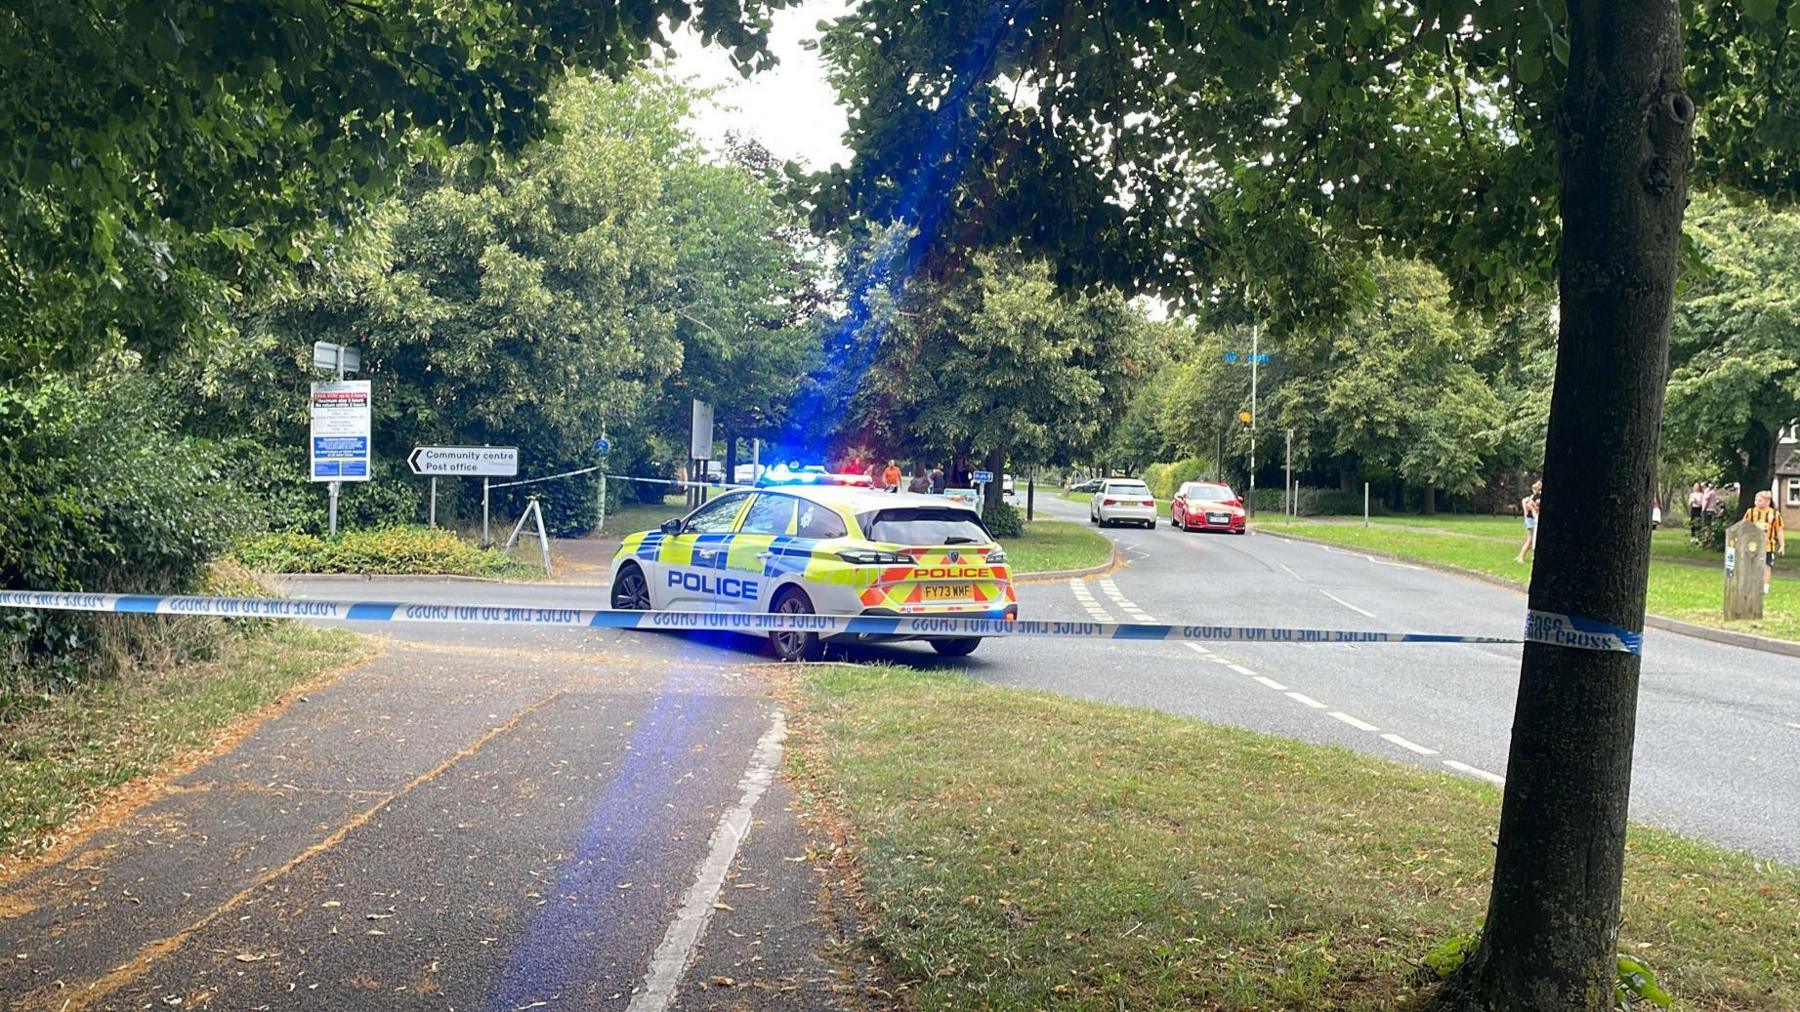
xmin=1725 ymin=520 xmax=1765 ymax=620
xmin=407 ymin=446 xmax=518 ymax=547
xmin=309 ymin=376 xmax=370 ymax=538
xmin=592 ymin=435 xmax=611 ymax=536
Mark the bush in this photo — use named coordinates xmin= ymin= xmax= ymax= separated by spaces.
xmin=1 ymin=375 xmax=254 ymax=688
xmin=233 ymin=526 xmax=522 ymax=576
xmin=1142 ymin=456 xmax=1210 ymax=501
xmin=982 ymin=501 xmax=1025 ymax=539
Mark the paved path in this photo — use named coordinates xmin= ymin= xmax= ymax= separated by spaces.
xmin=0 ymin=616 xmax=860 ymax=1011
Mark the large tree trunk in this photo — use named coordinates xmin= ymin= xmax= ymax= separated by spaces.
xmin=1732 ymin=421 xmax=1777 ymax=514
xmin=1422 ymin=485 xmax=1437 ymax=515
xmin=983 ymin=445 xmax=1005 ymax=512
xmin=1429 ymin=3 xmax=1692 ymax=1010
xmin=724 ymin=429 xmax=739 ymax=490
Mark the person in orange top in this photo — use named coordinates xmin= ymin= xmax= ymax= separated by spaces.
xmin=882 ymin=459 xmax=902 ymax=492
xmin=1743 ymin=490 xmax=1786 ymax=595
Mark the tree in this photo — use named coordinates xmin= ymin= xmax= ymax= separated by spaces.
xmin=0 ymin=0 xmax=785 ymax=381
xmin=811 ymin=1 xmax=1796 ymax=1007
xmin=1663 ymin=193 xmax=1800 ymax=510
xmin=846 ymin=254 xmax=1142 ymax=504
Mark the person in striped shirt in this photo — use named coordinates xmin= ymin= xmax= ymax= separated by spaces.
xmin=1743 ymin=490 xmax=1786 ymax=595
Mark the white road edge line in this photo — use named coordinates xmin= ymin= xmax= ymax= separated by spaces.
xmin=1443 ymin=760 xmax=1506 ymax=785
xmin=1284 ymin=691 xmax=1328 ymax=709
xmin=1328 ymin=711 xmax=1380 ymax=732
xmin=1228 ymin=663 xmax=1258 ymax=677
xmin=628 ymin=710 xmax=787 ymax=1012
xmin=1382 ymin=732 xmax=1440 ymax=756
xmin=1319 ymin=590 xmax=1377 ymax=619
xmin=1184 ymin=642 xmax=1213 ymax=656
xmin=1252 ymin=675 xmax=1289 ymax=691
xmin=1788 ymin=722 xmax=1800 ymax=730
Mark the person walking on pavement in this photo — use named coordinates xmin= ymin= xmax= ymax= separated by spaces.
xmin=1688 ymin=482 xmax=1706 ymax=535
xmin=907 ymin=465 xmax=932 ymax=494
xmin=1515 ymin=480 xmax=1543 ymax=564
xmin=1744 ymin=489 xmax=1786 ymax=595
xmin=883 ymin=459 xmax=902 ymax=493
xmin=866 ymin=459 xmax=885 ymax=491
xmin=929 ymin=466 xmax=946 ymax=494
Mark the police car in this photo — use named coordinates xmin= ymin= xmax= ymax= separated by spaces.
xmin=608 ymin=484 xmax=1017 ymax=661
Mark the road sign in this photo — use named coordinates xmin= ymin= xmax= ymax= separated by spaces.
xmin=690 ymin=399 xmax=714 ymax=460
xmin=1238 ymin=410 xmax=1253 ymax=424
xmin=592 ymin=436 xmax=612 ymax=454
xmin=310 ymin=381 xmax=371 ymax=482
xmin=406 ymin=446 xmax=520 ymax=477
xmin=972 ymin=469 xmax=994 ymax=482
xmin=1222 ymin=352 xmax=1270 ymax=364
xmin=312 ymin=341 xmax=361 ymax=374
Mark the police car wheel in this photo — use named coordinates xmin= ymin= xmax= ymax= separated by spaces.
xmin=930 ymin=637 xmax=980 ymax=657
xmin=612 ymin=564 xmax=651 ymax=610
xmin=769 ymin=588 xmax=824 ymax=663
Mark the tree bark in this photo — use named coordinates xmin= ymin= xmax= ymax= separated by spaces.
xmin=724 ymin=429 xmax=739 ymax=490
xmin=1429 ymin=2 xmax=1692 ymax=1010
xmin=1732 ymin=421 xmax=1776 ymax=514
xmin=983 ymin=445 xmax=1005 ymax=512
xmin=1422 ymin=485 xmax=1437 ymax=515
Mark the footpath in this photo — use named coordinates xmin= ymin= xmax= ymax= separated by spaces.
xmin=0 ymin=608 xmax=869 ymax=1010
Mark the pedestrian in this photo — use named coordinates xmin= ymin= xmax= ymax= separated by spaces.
xmin=866 ymin=459 xmax=884 ymax=490
xmin=1514 ymin=480 xmax=1542 ymax=564
xmin=1704 ymin=483 xmax=1724 ymax=521
xmin=1688 ymin=482 xmax=1706 ymax=535
xmin=907 ymin=466 xmax=932 ymax=494
xmin=882 ymin=459 xmax=902 ymax=493
xmin=1650 ymin=501 xmax=1662 ymax=530
xmin=1743 ymin=489 xmax=1786 ymax=595
xmin=929 ymin=466 xmax=945 ymax=494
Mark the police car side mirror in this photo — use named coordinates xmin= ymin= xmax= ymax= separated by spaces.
xmin=659 ymin=518 xmax=685 ymax=535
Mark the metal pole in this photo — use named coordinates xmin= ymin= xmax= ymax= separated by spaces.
xmin=534 ymin=500 xmax=553 ymax=577
xmin=1285 ymin=427 xmax=1293 ymax=519
xmin=1249 ymin=322 xmax=1259 ymax=520
xmin=328 ymin=353 xmax=344 ymax=538
xmin=1364 ymin=482 xmax=1370 ymax=527
xmin=752 ymin=438 xmax=761 ymax=483
xmin=482 ymin=477 xmax=491 ymax=547
xmin=1027 ymin=471 xmax=1036 ymax=522
xmin=429 ymin=477 xmax=438 ymax=528
xmin=597 ymin=470 xmax=607 ymax=536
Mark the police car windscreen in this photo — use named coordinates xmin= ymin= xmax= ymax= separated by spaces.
xmin=861 ymin=508 xmax=992 ymax=545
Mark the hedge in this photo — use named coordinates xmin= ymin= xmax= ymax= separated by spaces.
xmin=233 ymin=527 xmax=524 ymax=576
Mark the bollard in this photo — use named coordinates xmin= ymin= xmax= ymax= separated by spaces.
xmin=1724 ymin=520 xmax=1765 ymax=620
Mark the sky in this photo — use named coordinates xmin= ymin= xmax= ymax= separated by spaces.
xmin=668 ymin=1 xmax=854 ymax=169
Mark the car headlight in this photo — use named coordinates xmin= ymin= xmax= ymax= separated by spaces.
xmin=836 ymin=549 xmax=915 ymax=565
xmin=985 ymin=547 xmax=1007 ymax=565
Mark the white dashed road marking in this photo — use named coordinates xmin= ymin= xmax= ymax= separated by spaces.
xmin=1096 ymin=577 xmax=1156 ymax=623
xmin=1252 ymin=675 xmax=1289 ymax=691
xmin=1328 ymin=711 xmax=1380 ymax=732
xmin=1382 ymin=733 xmax=1440 ymax=756
xmin=1284 ymin=691 xmax=1328 ymax=709
xmin=1228 ymin=663 xmax=1258 ymax=677
xmin=1319 ymin=590 xmax=1377 ymax=619
xmin=1184 ymin=642 xmax=1213 ymax=657
xmin=1068 ymin=578 xmax=1115 ymax=623
xmin=1279 ymin=562 xmax=1304 ymax=581
xmin=1443 ymin=760 xmax=1506 ymax=785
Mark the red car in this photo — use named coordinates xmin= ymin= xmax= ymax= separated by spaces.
xmin=1170 ymin=481 xmax=1247 ymax=533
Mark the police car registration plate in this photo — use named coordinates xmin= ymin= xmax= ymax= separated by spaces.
xmin=921 ymin=584 xmax=973 ymax=601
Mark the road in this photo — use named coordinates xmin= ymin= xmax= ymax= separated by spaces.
xmin=5 ymin=501 xmax=1798 ymax=1008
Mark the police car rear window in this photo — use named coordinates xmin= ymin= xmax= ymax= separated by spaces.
xmin=859 ymin=508 xmax=991 ymax=545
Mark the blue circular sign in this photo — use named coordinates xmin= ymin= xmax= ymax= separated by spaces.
xmin=592 ymin=437 xmax=612 ymax=454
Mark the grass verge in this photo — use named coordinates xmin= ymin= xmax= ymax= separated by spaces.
xmin=235 ymin=526 xmax=532 ymax=577
xmin=1262 ymin=517 xmax=1800 ymax=642
xmin=1 ymin=623 xmax=371 ymax=864
xmin=1000 ymin=519 xmax=1113 ymax=575
xmin=788 ymin=665 xmax=1800 ymax=1010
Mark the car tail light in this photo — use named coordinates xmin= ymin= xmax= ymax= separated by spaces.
xmin=1101 ymin=498 xmax=1116 ymax=506
xmin=1140 ymin=499 xmax=1155 ymax=507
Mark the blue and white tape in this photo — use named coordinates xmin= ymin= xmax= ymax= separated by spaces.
xmin=1523 ymin=609 xmax=1643 ymax=655
xmin=0 ymin=590 xmax=1554 ymax=648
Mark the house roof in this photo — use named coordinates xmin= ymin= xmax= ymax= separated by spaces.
xmin=1776 ymin=444 xmax=1800 ymax=477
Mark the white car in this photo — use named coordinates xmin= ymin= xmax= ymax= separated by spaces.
xmin=609 ymin=483 xmax=1018 ymax=661
xmin=1090 ymin=478 xmax=1158 ymax=528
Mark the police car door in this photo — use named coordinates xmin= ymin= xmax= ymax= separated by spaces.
xmin=660 ymin=492 xmax=750 ymax=610
xmin=730 ymin=493 xmax=799 ymax=612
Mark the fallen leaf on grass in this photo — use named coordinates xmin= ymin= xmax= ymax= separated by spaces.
xmin=234 ymin=953 xmax=268 ymax=963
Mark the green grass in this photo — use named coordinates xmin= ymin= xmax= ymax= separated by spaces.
xmin=1337 ymin=513 xmax=1737 ymax=568
xmin=597 ymin=495 xmax=687 ymax=536
xmin=1 ymin=624 xmax=370 ymax=862
xmin=790 ymin=665 xmax=1800 ymax=1010
xmin=1262 ymin=516 xmax=1800 ymax=641
xmin=235 ymin=526 xmax=532 ymax=577
xmin=1000 ymin=519 xmax=1113 ymax=574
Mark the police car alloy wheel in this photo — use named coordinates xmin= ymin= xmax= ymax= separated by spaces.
xmin=769 ymin=587 xmax=824 ymax=662
xmin=612 ymin=563 xmax=651 ymax=610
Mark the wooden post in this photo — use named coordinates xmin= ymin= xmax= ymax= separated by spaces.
xmin=1724 ymin=520 xmax=1765 ymax=620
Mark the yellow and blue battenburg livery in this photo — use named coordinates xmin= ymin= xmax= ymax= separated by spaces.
xmin=609 ymin=485 xmax=1018 ymax=660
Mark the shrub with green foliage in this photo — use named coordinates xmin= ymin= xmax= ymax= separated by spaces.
xmin=1142 ymin=456 xmax=1210 ymax=501
xmin=233 ymin=526 xmax=522 ymax=576
xmin=982 ymin=501 xmax=1025 ymax=539
xmin=1 ymin=375 xmax=253 ymax=687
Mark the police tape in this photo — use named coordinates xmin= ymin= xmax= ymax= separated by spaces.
xmin=0 ymin=590 xmax=1644 ymax=650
